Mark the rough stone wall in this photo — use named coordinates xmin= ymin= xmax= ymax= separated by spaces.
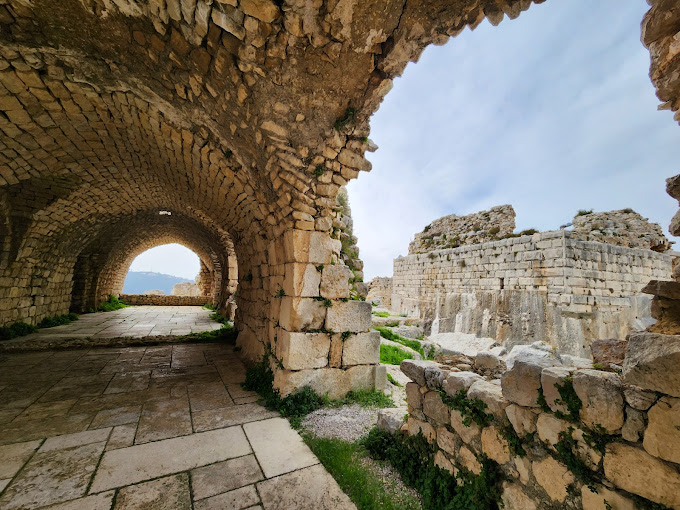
xmin=366 ymin=276 xmax=393 ymax=308
xmin=393 ymin=231 xmax=673 ymax=356
xmin=409 ymin=205 xmax=516 ymax=254
xmin=571 ymin=209 xmax=672 ymax=252
xmin=120 ymin=294 xmax=210 ymax=306
xmin=400 ymin=332 xmax=680 ymax=510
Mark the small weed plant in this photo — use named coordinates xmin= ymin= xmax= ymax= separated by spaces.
xmin=380 ymin=344 xmax=414 ymax=365
xmin=98 ymin=295 xmax=128 ymax=312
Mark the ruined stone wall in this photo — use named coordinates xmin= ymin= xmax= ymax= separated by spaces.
xmin=119 ymin=294 xmax=210 ymax=306
xmin=400 ymin=332 xmax=680 ymax=510
xmin=393 ymin=231 xmax=673 ymax=356
xmin=366 ymin=277 xmax=393 ymax=308
xmin=409 ymin=205 xmax=516 ymax=254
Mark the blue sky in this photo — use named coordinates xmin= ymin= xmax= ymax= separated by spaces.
xmin=348 ymin=0 xmax=680 ymax=280
xmin=130 ymin=0 xmax=680 ymax=282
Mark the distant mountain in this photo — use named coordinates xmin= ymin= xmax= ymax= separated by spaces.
xmin=123 ymin=271 xmax=192 ymax=295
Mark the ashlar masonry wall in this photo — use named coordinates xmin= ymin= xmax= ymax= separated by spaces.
xmin=392 ymin=231 xmax=673 ymax=357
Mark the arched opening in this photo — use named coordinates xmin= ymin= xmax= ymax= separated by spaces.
xmin=124 ymin=243 xmax=202 ymax=296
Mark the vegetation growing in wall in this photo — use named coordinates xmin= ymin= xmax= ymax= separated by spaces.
xmin=439 ymin=390 xmax=493 ymax=428
xmin=38 ymin=313 xmax=79 ymax=328
xmin=97 ymin=294 xmax=128 ymax=312
xmin=362 ymin=428 xmax=504 ymax=510
xmin=374 ymin=326 xmax=432 ymax=359
xmin=576 ymin=209 xmax=594 ymax=217
xmin=334 ymin=107 xmax=356 ymax=131
xmin=552 ymin=377 xmax=582 ymax=422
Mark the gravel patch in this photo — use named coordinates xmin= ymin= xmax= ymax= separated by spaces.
xmin=359 ymin=456 xmax=423 ymax=509
xmin=301 ymin=404 xmax=379 ymax=442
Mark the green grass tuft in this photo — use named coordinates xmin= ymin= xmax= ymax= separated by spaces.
xmin=98 ymin=295 xmax=129 ymax=312
xmin=387 ymin=373 xmax=403 ymax=387
xmin=380 ymin=344 xmax=414 ymax=365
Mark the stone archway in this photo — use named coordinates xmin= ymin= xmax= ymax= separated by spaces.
xmin=0 ymin=0 xmax=677 ymax=398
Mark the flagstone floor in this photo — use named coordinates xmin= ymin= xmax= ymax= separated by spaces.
xmin=0 ymin=342 xmax=355 ymax=509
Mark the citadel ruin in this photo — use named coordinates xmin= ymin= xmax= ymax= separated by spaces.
xmin=0 ymin=0 xmax=679 ymax=509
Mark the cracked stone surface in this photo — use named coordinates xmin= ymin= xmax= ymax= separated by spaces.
xmin=0 ymin=342 xmax=356 ymax=509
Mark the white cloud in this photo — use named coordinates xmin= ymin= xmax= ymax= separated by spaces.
xmin=349 ymin=0 xmax=680 ymax=280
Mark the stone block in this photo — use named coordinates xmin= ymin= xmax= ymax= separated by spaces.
xmin=623 ymin=332 xmax=680 ymax=398
xmin=325 ymin=300 xmax=371 ymax=332
xmin=505 ymin=404 xmax=537 ymax=436
xmin=467 ymin=379 xmax=509 ymax=418
xmin=424 ymin=366 xmax=446 ymax=390
xmin=481 ymin=426 xmax=510 ymax=465
xmin=533 ymin=456 xmax=574 ymax=502
xmin=540 ymin=366 xmax=574 ymax=414
xmin=580 ymin=485 xmax=635 ymax=510
xmin=572 ymin=369 xmax=624 ymax=432
xmin=436 ymin=427 xmax=457 ymax=455
xmin=341 ymin=331 xmax=379 ymax=366
xmin=644 ymin=396 xmax=680 ymax=463
xmin=240 ymin=0 xmax=279 ymax=22
xmin=501 ymin=361 xmax=544 ymax=407
xmin=276 ymin=331 xmax=330 ymax=370
xmin=320 ymin=265 xmax=352 ymax=299
xmin=442 ymin=372 xmax=483 ymax=398
xmin=283 ymin=230 xmax=340 ymax=264
xmin=405 ymin=382 xmax=422 ymax=409
xmin=375 ymin=365 xmax=387 ymax=391
xmin=278 ymin=297 xmax=325 ymax=331
xmin=624 ymin=386 xmax=657 ymax=411
xmin=434 ymin=451 xmax=455 ymax=475
xmin=475 ymin=352 xmax=501 ymax=371
xmin=422 ymin=391 xmax=450 ymax=424
xmin=282 ymin=263 xmax=320 ymax=297
xmin=604 ymin=443 xmax=680 ymax=508
xmin=274 ymin=368 xmax=349 ymax=399
xmin=536 ymin=413 xmax=569 ymax=446
xmin=502 ymin=482 xmax=537 ymax=510
xmin=457 ymin=446 xmax=481 ymax=475
xmin=377 ymin=408 xmax=407 ymax=434
xmin=621 ymin=407 xmax=645 ymax=443
xmin=400 ymin=360 xmax=440 ymax=387
xmin=450 ymin=409 xmax=480 ymax=444
xmin=407 ymin=417 xmax=436 ymax=442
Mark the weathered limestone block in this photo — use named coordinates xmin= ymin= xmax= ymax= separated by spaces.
xmin=604 ymin=443 xmax=680 ymax=508
xmin=621 ymin=407 xmax=645 ymax=443
xmin=536 ymin=413 xmax=569 ymax=446
xmin=274 ymin=368 xmax=348 ymax=399
xmin=644 ymin=396 xmax=680 ymax=463
xmin=282 ymin=263 xmax=320 ymax=297
xmin=405 ymin=382 xmax=422 ymax=410
xmin=347 ymin=365 xmax=385 ymax=392
xmin=502 ymin=482 xmax=537 ymax=510
xmin=450 ymin=409 xmax=480 ymax=444
xmin=475 ymin=352 xmax=501 ymax=371
xmin=407 ymin=417 xmax=436 ymax=442
xmin=320 ymin=265 xmax=352 ymax=299
xmin=329 ymin=335 xmax=343 ymax=368
xmin=513 ymin=456 xmax=531 ymax=484
xmin=377 ymin=408 xmax=407 ymax=434
xmin=341 ymin=331 xmax=379 ymax=366
xmin=467 ymin=380 xmax=509 ymax=418
xmin=505 ymin=404 xmax=537 ymax=436
xmin=240 ymin=0 xmax=279 ymax=22
xmin=502 ymin=361 xmax=546 ymax=407
xmin=424 ymin=366 xmax=447 ymax=391
xmin=401 ymin=360 xmax=441 ymax=387
xmin=422 ymin=391 xmax=450 ymax=425
xmin=278 ymin=297 xmax=325 ymax=330
xmin=580 ymin=485 xmax=636 ymax=510
xmin=442 ymin=372 xmax=483 ymax=398
xmin=457 ymin=446 xmax=481 ymax=475
xmin=481 ymin=426 xmax=510 ymax=465
xmin=623 ymin=332 xmax=680 ymax=398
xmin=434 ymin=451 xmax=455 ymax=475
xmin=533 ymin=456 xmax=574 ymax=502
xmin=276 ymin=331 xmax=330 ymax=370
xmin=572 ymin=370 xmax=624 ymax=432
xmin=436 ymin=427 xmax=457 ymax=456
xmin=325 ymin=301 xmax=371 ymax=332
xmin=624 ymin=386 xmax=657 ymax=410
xmin=540 ymin=366 xmax=574 ymax=414
xmin=283 ymin=230 xmax=341 ymax=265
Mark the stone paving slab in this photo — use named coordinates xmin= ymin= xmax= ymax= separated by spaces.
xmin=0 ymin=342 xmax=357 ymax=510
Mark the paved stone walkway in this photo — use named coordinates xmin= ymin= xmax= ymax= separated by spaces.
xmin=0 ymin=343 xmax=355 ymax=509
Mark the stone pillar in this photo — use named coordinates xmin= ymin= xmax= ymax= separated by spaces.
xmin=261 ymin=229 xmax=384 ymax=399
